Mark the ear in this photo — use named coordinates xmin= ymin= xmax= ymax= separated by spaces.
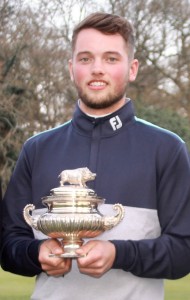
xmin=68 ymin=59 xmax=74 ymax=82
xmin=129 ymin=59 xmax=139 ymax=82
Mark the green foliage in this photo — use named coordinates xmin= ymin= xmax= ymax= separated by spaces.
xmin=136 ymin=103 xmax=190 ymax=150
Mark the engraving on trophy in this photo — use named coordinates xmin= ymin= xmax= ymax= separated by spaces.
xmin=23 ymin=168 xmax=125 ymax=258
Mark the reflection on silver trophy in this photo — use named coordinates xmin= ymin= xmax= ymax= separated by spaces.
xmin=23 ymin=167 xmax=125 ymax=258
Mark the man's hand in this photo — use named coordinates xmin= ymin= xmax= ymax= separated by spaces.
xmin=39 ymin=239 xmax=72 ymax=276
xmin=76 ymin=240 xmax=116 ymax=278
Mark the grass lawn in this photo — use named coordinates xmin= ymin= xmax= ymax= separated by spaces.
xmin=165 ymin=276 xmax=190 ymax=300
xmin=0 ymin=267 xmax=190 ymax=299
xmin=0 ymin=267 xmax=35 ymax=300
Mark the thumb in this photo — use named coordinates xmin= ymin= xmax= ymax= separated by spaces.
xmin=75 ymin=242 xmax=94 ymax=257
xmin=75 ymin=248 xmax=86 ymax=257
xmin=52 ymin=246 xmax=63 ymax=255
xmin=43 ymin=239 xmax=63 ymax=254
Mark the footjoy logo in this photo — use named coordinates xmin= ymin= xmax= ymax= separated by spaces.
xmin=109 ymin=116 xmax=122 ymax=131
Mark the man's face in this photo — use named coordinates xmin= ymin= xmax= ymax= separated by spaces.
xmin=69 ymin=28 xmax=138 ymax=114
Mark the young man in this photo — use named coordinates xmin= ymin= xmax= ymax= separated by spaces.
xmin=1 ymin=12 xmax=190 ymax=300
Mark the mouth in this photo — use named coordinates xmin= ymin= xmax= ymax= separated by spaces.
xmin=88 ymin=80 xmax=107 ymax=89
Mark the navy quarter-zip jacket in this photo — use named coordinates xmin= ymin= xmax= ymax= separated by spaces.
xmin=1 ymin=100 xmax=190 ymax=299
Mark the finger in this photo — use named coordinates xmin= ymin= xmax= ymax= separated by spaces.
xmin=77 ymin=266 xmax=103 ymax=278
xmin=77 ymin=248 xmax=100 ymax=268
xmin=44 ymin=258 xmax=72 ymax=276
xmin=40 ymin=253 xmax=63 ymax=267
xmin=41 ymin=256 xmax=69 ymax=270
xmin=76 ymin=241 xmax=94 ymax=255
xmin=76 ymin=241 xmax=116 ymax=277
xmin=37 ymin=238 xmax=73 ymax=276
xmin=39 ymin=239 xmax=64 ymax=265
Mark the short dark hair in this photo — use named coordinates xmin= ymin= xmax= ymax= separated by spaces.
xmin=71 ymin=12 xmax=135 ymax=60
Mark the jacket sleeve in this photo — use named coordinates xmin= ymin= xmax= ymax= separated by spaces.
xmin=111 ymin=143 xmax=190 ymax=279
xmin=1 ymin=146 xmax=43 ymax=276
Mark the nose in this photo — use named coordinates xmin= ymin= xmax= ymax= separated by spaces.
xmin=91 ymin=59 xmax=105 ymax=75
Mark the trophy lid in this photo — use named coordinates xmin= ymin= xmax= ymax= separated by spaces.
xmin=42 ymin=168 xmax=105 ymax=205
xmin=42 ymin=185 xmax=104 ymax=205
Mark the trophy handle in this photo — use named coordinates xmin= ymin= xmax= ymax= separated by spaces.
xmin=23 ymin=204 xmax=39 ymax=230
xmin=103 ymin=203 xmax=125 ymax=230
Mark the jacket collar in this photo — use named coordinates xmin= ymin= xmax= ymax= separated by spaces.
xmin=71 ymin=99 xmax=135 ymax=137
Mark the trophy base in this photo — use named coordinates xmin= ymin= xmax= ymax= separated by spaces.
xmin=49 ymin=239 xmax=85 ymax=258
xmin=49 ymin=252 xmax=84 ymax=258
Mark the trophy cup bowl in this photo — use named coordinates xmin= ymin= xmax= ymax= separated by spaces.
xmin=23 ymin=168 xmax=125 ymax=258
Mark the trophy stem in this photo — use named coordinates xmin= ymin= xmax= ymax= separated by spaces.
xmin=49 ymin=237 xmax=84 ymax=258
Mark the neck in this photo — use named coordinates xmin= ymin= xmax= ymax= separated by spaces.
xmin=79 ymin=98 xmax=129 ymax=117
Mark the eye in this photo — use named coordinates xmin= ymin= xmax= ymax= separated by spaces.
xmin=79 ymin=57 xmax=92 ymax=63
xmin=80 ymin=57 xmax=89 ymax=62
xmin=107 ymin=56 xmax=118 ymax=63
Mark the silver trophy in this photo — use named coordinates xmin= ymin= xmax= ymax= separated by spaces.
xmin=23 ymin=167 xmax=125 ymax=258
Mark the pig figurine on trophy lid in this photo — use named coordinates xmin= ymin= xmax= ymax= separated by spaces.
xmin=23 ymin=167 xmax=125 ymax=258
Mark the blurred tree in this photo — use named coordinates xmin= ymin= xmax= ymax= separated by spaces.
xmin=107 ymin=0 xmax=190 ymax=145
